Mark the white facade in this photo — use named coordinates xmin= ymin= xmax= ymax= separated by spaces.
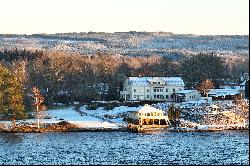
xmin=175 ymin=90 xmax=201 ymax=102
xmin=120 ymin=77 xmax=185 ymax=101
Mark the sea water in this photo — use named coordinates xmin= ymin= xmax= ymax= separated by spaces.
xmin=0 ymin=131 xmax=248 ymax=165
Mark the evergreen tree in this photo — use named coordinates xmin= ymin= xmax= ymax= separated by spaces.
xmin=0 ymin=63 xmax=25 ymax=127
xmin=181 ymin=53 xmax=225 ymax=89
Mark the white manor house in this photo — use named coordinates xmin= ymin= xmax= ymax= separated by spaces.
xmin=120 ymin=77 xmax=185 ymax=101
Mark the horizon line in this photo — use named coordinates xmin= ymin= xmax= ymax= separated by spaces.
xmin=0 ymin=31 xmax=249 ymax=36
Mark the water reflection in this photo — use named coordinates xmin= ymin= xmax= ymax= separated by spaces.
xmin=0 ymin=133 xmax=24 ymax=144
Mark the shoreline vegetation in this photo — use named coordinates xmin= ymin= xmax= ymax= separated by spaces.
xmin=1 ymin=99 xmax=249 ymax=133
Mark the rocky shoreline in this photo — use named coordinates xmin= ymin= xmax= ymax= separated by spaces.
xmin=0 ymin=124 xmax=248 ymax=133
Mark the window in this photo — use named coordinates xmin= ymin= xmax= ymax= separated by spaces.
xmin=194 ymin=95 xmax=195 ymax=98
xmin=157 ymin=113 xmax=160 ymax=116
xmin=157 ymin=89 xmax=159 ymax=92
xmin=158 ymin=82 xmax=160 ymax=84
xmin=151 ymin=113 xmax=153 ymax=116
xmin=134 ymin=95 xmax=136 ymax=98
xmin=147 ymin=113 xmax=150 ymax=116
xmin=154 ymin=95 xmax=156 ymax=99
xmin=147 ymin=95 xmax=150 ymax=98
xmin=134 ymin=89 xmax=136 ymax=93
xmin=166 ymin=95 xmax=169 ymax=99
xmin=166 ymin=89 xmax=168 ymax=92
xmin=160 ymin=89 xmax=163 ymax=92
xmin=173 ymin=89 xmax=176 ymax=93
xmin=147 ymin=89 xmax=149 ymax=92
xmin=154 ymin=89 xmax=157 ymax=92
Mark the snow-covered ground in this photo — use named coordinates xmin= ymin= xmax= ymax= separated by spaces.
xmin=0 ymin=105 xmax=141 ymax=130
xmin=78 ymin=106 xmax=140 ymax=127
xmin=1 ymin=99 xmax=248 ymax=130
xmin=45 ymin=107 xmax=122 ymax=129
xmin=42 ymin=105 xmax=143 ymax=129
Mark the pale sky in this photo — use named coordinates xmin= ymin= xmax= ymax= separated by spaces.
xmin=0 ymin=0 xmax=249 ymax=35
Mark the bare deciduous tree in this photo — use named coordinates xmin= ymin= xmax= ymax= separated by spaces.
xmin=197 ymin=79 xmax=214 ymax=97
xmin=32 ymin=87 xmax=46 ymax=128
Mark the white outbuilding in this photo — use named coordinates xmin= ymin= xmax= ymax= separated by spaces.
xmin=175 ymin=90 xmax=201 ymax=102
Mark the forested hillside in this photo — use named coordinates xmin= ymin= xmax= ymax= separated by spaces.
xmin=0 ymin=32 xmax=249 ymax=120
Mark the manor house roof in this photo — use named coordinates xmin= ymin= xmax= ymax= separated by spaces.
xmin=127 ymin=77 xmax=184 ymax=86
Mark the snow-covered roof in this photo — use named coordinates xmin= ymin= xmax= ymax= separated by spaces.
xmin=129 ymin=105 xmax=164 ymax=113
xmin=127 ymin=77 xmax=184 ymax=86
xmin=240 ymin=80 xmax=246 ymax=86
xmin=208 ymin=88 xmax=240 ymax=97
xmin=175 ymin=89 xmax=198 ymax=94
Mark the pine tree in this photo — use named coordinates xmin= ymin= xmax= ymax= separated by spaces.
xmin=0 ymin=63 xmax=25 ymax=127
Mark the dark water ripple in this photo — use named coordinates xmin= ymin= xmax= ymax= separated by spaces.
xmin=0 ymin=131 xmax=249 ymax=165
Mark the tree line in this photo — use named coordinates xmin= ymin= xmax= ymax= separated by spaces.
xmin=0 ymin=49 xmax=248 ymax=120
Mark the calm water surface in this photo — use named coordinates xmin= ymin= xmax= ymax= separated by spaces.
xmin=0 ymin=131 xmax=249 ymax=165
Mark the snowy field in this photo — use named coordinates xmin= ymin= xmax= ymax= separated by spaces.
xmin=42 ymin=105 xmax=144 ymax=129
xmin=45 ymin=107 xmax=123 ymax=129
